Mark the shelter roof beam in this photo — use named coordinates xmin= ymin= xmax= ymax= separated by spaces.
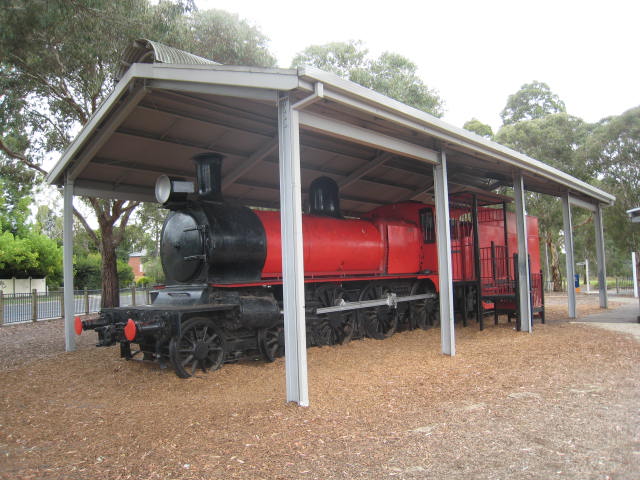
xmin=222 ymin=138 xmax=278 ymax=191
xmin=115 ymin=127 xmax=247 ymax=158
xmin=92 ymin=156 xmax=193 ymax=177
xmin=338 ymin=152 xmax=393 ymax=189
xmin=146 ymin=79 xmax=277 ymax=103
xmin=136 ymin=103 xmax=275 ymax=138
xmin=234 ymin=179 xmax=383 ymax=206
xmin=73 ymin=179 xmax=156 ymax=202
xmin=298 ymin=111 xmax=439 ymax=164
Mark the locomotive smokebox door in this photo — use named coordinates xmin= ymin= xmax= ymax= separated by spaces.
xmin=161 ymin=211 xmax=205 ymax=282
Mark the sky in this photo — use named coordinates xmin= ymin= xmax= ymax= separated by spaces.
xmin=197 ymin=0 xmax=640 ymax=131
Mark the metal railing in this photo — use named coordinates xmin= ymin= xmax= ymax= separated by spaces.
xmin=0 ymin=286 xmax=153 ymax=325
xmin=544 ymin=276 xmax=636 ymax=296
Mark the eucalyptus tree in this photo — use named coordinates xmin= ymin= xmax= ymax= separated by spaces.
xmin=463 ymin=118 xmax=494 ymax=139
xmin=500 ymin=81 xmax=566 ymax=126
xmin=0 ymin=0 xmax=276 ymax=306
xmin=583 ymin=106 xmax=640 ymax=273
xmin=292 ymin=41 xmax=444 ymax=117
xmin=496 ymin=112 xmax=593 ymax=290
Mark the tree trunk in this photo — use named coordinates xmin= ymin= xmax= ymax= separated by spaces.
xmin=100 ymin=227 xmax=120 ymax=308
xmin=546 ymin=235 xmax=563 ymax=292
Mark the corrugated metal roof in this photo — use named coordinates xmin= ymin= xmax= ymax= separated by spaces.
xmin=116 ymin=39 xmax=219 ymax=81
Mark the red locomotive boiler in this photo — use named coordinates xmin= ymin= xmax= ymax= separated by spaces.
xmin=77 ymin=153 xmax=543 ymax=378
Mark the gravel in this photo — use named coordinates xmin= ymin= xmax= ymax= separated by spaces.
xmin=0 ymin=295 xmax=638 ymax=479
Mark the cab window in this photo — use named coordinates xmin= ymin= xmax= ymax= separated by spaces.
xmin=419 ymin=208 xmax=435 ymax=243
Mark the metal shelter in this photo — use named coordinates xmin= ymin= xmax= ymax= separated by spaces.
xmin=47 ymin=41 xmax=615 ymax=406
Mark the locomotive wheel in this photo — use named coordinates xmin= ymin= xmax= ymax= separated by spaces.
xmin=169 ymin=317 xmax=225 ymax=378
xmin=358 ymin=283 xmax=398 ymax=340
xmin=314 ymin=286 xmax=356 ymax=345
xmin=409 ymin=281 xmax=437 ymax=330
xmin=258 ymin=326 xmax=283 ymax=362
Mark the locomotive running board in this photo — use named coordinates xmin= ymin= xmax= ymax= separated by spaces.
xmin=315 ymin=292 xmax=436 ymax=315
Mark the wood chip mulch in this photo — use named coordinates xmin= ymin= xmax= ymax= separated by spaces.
xmin=1 ymin=296 xmax=638 ymax=480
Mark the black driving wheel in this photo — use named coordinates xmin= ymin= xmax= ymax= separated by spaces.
xmin=315 ymin=286 xmax=356 ymax=345
xmin=358 ymin=283 xmax=398 ymax=339
xmin=169 ymin=317 xmax=225 ymax=378
xmin=409 ymin=281 xmax=437 ymax=330
xmin=258 ymin=326 xmax=283 ymax=362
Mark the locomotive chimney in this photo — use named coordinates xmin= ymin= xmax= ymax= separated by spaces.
xmin=309 ymin=176 xmax=342 ymax=218
xmin=193 ymin=152 xmax=224 ymax=201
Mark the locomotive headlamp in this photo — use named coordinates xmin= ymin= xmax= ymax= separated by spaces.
xmin=155 ymin=175 xmax=194 ymax=205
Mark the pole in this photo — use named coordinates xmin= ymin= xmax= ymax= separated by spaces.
xmin=632 ymin=252 xmax=638 ymax=298
xmin=63 ymin=175 xmax=76 ymax=351
xmin=585 ymin=258 xmax=590 ymax=294
xmin=513 ymin=173 xmax=532 ymax=332
xmin=562 ymin=195 xmax=577 ymax=318
xmin=434 ymin=150 xmax=455 ymax=354
xmin=32 ymin=289 xmax=38 ymax=322
xmin=278 ymin=93 xmax=309 ymax=406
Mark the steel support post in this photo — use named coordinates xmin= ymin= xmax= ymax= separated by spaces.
xmin=562 ymin=195 xmax=577 ymax=318
xmin=632 ymin=252 xmax=638 ymax=298
xmin=513 ymin=173 xmax=532 ymax=332
xmin=594 ymin=204 xmax=608 ymax=309
xmin=277 ymin=94 xmax=309 ymax=406
xmin=63 ymin=176 xmax=76 ymax=351
xmin=433 ymin=151 xmax=455 ymax=355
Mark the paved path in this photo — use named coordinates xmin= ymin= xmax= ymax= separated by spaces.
xmin=573 ymin=296 xmax=640 ymax=340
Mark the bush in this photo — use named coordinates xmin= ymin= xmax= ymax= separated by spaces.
xmin=74 ymin=253 xmax=135 ymax=290
xmin=0 ymin=230 xmax=62 ymax=286
xmin=136 ymin=276 xmax=152 ymax=287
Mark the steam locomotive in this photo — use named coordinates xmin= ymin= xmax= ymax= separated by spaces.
xmin=76 ymin=152 xmax=542 ymax=378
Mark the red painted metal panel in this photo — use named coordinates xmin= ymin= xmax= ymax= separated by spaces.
xmin=256 ymin=211 xmax=385 ymax=278
xmin=386 ymin=224 xmax=421 ymax=274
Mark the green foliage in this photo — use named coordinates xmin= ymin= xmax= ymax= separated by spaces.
xmin=74 ymin=253 xmax=134 ymax=289
xmin=184 ymin=10 xmax=276 ymax=66
xmin=496 ymin=113 xmax=592 ymax=179
xmin=292 ymin=41 xmax=444 ymax=117
xmin=33 ymin=205 xmax=63 ymax=244
xmin=582 ymin=106 xmax=640 ymax=267
xmin=500 ymin=81 xmax=566 ymax=126
xmin=136 ymin=276 xmax=152 ymax=287
xmin=142 ymin=256 xmax=165 ymax=284
xmin=0 ymin=230 xmax=62 ymax=284
xmin=292 ymin=40 xmax=367 ymax=78
xmin=496 ymin=94 xmax=590 ymax=289
xmin=0 ymin=231 xmax=37 ymax=276
xmin=463 ymin=118 xmax=494 ymax=139
xmin=0 ymin=159 xmax=34 ymax=237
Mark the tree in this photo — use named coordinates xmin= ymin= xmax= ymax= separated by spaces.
xmin=500 ymin=81 xmax=566 ymax=126
xmin=496 ymin=112 xmax=592 ymax=290
xmin=463 ymin=118 xmax=494 ymax=139
xmin=292 ymin=41 xmax=444 ymax=117
xmin=582 ymin=106 xmax=640 ymax=270
xmin=0 ymin=0 xmax=276 ymax=306
xmin=74 ymin=253 xmax=133 ymax=290
xmin=185 ymin=10 xmax=276 ymax=67
xmin=292 ymin=41 xmax=367 ymax=78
